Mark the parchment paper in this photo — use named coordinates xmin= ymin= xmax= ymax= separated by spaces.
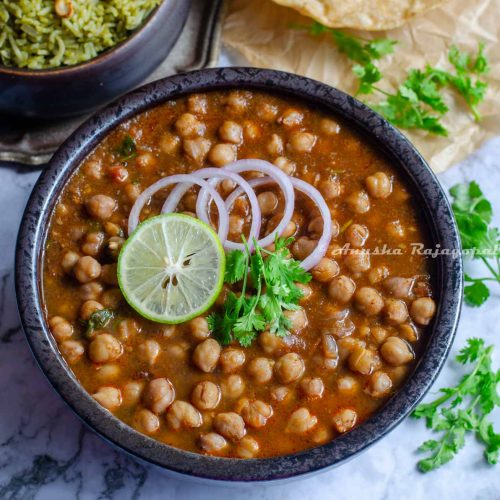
xmin=222 ymin=0 xmax=500 ymax=172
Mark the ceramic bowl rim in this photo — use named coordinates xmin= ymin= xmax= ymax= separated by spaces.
xmin=15 ymin=67 xmax=463 ymax=483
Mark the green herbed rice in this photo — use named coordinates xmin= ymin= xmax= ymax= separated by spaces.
xmin=0 ymin=0 xmax=162 ymax=69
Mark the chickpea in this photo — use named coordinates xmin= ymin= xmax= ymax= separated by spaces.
xmin=381 ymin=337 xmax=414 ymax=366
xmin=284 ymin=308 xmax=308 ymax=333
xmin=312 ymin=257 xmax=339 ymax=282
xmin=81 ymin=233 xmax=104 ymax=257
xmin=136 ymin=152 xmax=156 ymax=171
xmin=273 ymin=156 xmax=296 ymax=176
xmin=80 ymin=300 xmax=103 ymax=321
xmin=348 ymin=346 xmax=380 ymax=375
xmin=92 ymin=386 xmax=121 ymax=411
xmin=270 ymin=386 xmax=291 ymax=403
xmin=238 ymin=122 xmax=258 ymax=142
xmin=322 ymin=334 xmax=339 ymax=361
xmin=220 ymin=348 xmax=246 ymax=373
xmin=236 ymin=436 xmax=260 ymax=458
xmin=368 ymin=265 xmax=390 ymax=284
xmin=143 ymin=378 xmax=175 ymax=414
xmin=192 ymin=338 xmax=221 ymax=373
xmin=221 ymin=374 xmax=245 ymax=399
xmin=307 ymin=216 xmax=323 ymax=239
xmin=332 ymin=408 xmax=357 ymax=433
xmin=166 ymin=340 xmax=190 ymax=361
xmin=300 ymin=377 xmax=324 ymax=399
xmin=410 ymin=297 xmax=436 ymax=325
xmin=239 ymin=399 xmax=273 ymax=428
xmin=106 ymin=237 xmax=125 ymax=259
xmin=286 ymin=408 xmax=317 ymax=434
xmin=175 ymin=113 xmax=205 ymax=138
xmin=189 ymin=317 xmax=210 ymax=342
xmin=257 ymin=191 xmax=278 ymax=216
xmin=319 ymin=118 xmax=340 ymax=135
xmin=116 ymin=318 xmax=139 ymax=342
xmin=384 ymin=298 xmax=409 ymax=325
xmin=287 ymin=132 xmax=316 ymax=153
xmin=247 ymin=357 xmax=274 ymax=384
xmin=297 ymin=283 xmax=312 ymax=303
xmin=267 ymin=134 xmax=284 ymax=156
xmin=258 ymin=331 xmax=285 ymax=355
xmin=183 ymin=137 xmax=211 ymax=164
xmin=101 ymin=264 xmax=118 ymax=286
xmin=346 ymin=190 xmax=370 ymax=214
xmin=74 ymin=256 xmax=101 ymax=283
xmin=400 ymin=323 xmax=418 ymax=342
xmin=159 ymin=132 xmax=181 ymax=154
xmin=354 ymin=287 xmax=384 ymax=316
xmin=214 ymin=412 xmax=246 ymax=442
xmin=166 ymin=401 xmax=202 ymax=430
xmin=86 ymin=194 xmax=116 ymax=221
xmin=101 ymin=288 xmax=123 ymax=309
xmin=96 ymin=364 xmax=120 ymax=382
xmin=344 ymin=251 xmax=370 ymax=273
xmin=258 ymin=102 xmax=278 ymax=122
xmin=291 ymin=237 xmax=317 ymax=260
xmin=328 ymin=275 xmax=356 ymax=303
xmin=219 ymin=120 xmax=243 ymax=144
xmin=226 ymin=91 xmax=248 ymax=113
xmin=198 ymin=432 xmax=228 ymax=455
xmin=319 ymin=177 xmax=341 ymax=200
xmin=337 ymin=376 xmax=360 ymax=395
xmin=228 ymin=215 xmax=244 ymax=238
xmin=83 ymin=160 xmax=102 ymax=180
xmin=121 ymin=380 xmax=145 ymax=406
xmin=275 ymin=353 xmax=305 ymax=384
xmin=134 ymin=408 xmax=160 ymax=434
xmin=345 ymin=224 xmax=369 ymax=248
xmin=312 ymin=426 xmax=332 ymax=445
xmin=383 ymin=276 xmax=414 ymax=299
xmin=337 ymin=337 xmax=366 ymax=359
xmin=191 ymin=380 xmax=221 ymax=411
xmin=208 ymin=143 xmax=236 ymax=167
xmin=88 ymin=333 xmax=122 ymax=364
xmin=137 ymin=340 xmax=160 ymax=365
xmin=365 ymin=172 xmax=392 ymax=199
xmin=78 ymin=283 xmax=103 ymax=302
xmin=59 ymin=340 xmax=84 ymax=364
xmin=267 ymin=213 xmax=296 ymax=238
xmin=49 ymin=316 xmax=73 ymax=342
xmin=365 ymin=371 xmax=393 ymax=398
xmin=188 ymin=94 xmax=207 ymax=114
xmin=279 ymin=108 xmax=303 ymax=128
xmin=61 ymin=251 xmax=79 ymax=274
xmin=370 ymin=326 xmax=389 ymax=345
xmin=124 ymin=183 xmax=141 ymax=203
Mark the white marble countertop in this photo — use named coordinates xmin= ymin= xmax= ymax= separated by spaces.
xmin=1 ymin=64 xmax=500 ymax=500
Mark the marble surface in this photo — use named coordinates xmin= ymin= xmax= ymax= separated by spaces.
xmin=1 ymin=97 xmax=500 ymax=500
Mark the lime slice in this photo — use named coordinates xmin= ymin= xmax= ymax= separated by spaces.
xmin=118 ymin=213 xmax=225 ymax=324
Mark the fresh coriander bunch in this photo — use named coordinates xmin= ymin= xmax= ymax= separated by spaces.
xmin=208 ymin=235 xmax=311 ymax=347
xmin=412 ymin=338 xmax=500 ymax=472
xmin=450 ymin=181 xmax=500 ymax=306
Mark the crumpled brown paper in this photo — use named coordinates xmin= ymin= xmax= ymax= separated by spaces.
xmin=222 ymin=0 xmax=500 ymax=172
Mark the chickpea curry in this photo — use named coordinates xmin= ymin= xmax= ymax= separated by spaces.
xmin=43 ymin=90 xmax=437 ymax=459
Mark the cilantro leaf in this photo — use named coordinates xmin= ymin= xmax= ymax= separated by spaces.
xmin=412 ymin=339 xmax=499 ymax=472
xmin=117 ymin=135 xmax=137 ymax=161
xmin=85 ymin=308 xmax=114 ymax=337
xmin=464 ymin=279 xmax=490 ymax=307
xmin=225 ymin=249 xmax=246 ymax=283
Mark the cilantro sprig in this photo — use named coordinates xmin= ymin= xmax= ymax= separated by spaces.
xmin=412 ymin=338 xmax=500 ymax=472
xmin=297 ymin=22 xmax=489 ymax=135
xmin=208 ymin=235 xmax=311 ymax=347
xmin=85 ymin=308 xmax=114 ymax=337
xmin=450 ymin=181 xmax=500 ymax=306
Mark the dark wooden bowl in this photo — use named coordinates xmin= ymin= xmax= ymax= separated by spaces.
xmin=0 ymin=0 xmax=191 ymax=119
xmin=15 ymin=68 xmax=463 ymax=483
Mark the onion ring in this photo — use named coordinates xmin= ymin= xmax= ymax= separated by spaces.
xmin=225 ymin=176 xmax=332 ymax=270
xmin=128 ymin=175 xmax=229 ymax=242
xmin=161 ymin=168 xmax=262 ymax=251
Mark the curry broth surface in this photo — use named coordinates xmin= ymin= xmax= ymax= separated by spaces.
xmin=43 ymin=90 xmax=434 ymax=458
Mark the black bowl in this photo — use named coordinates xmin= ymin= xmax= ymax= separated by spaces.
xmin=0 ymin=0 xmax=191 ymax=119
xmin=15 ymin=68 xmax=463 ymax=483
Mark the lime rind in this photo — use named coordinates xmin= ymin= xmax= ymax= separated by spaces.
xmin=117 ymin=213 xmax=225 ymax=324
